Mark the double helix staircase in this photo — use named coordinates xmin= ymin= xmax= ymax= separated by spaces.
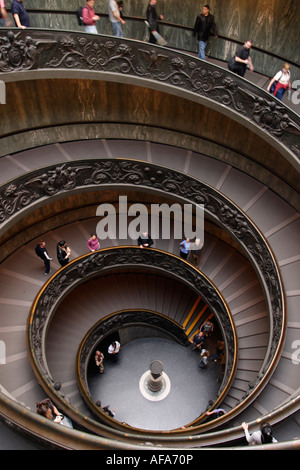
xmin=0 ymin=138 xmax=299 ymax=449
xmin=0 ymin=24 xmax=299 ymax=449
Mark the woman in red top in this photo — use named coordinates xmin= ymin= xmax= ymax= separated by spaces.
xmin=82 ymin=0 xmax=100 ymax=34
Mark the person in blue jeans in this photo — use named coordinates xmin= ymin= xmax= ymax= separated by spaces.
xmin=192 ymin=4 xmax=217 ymax=60
xmin=108 ymin=0 xmax=125 ymax=37
xmin=82 ymin=0 xmax=100 ymax=34
xmin=267 ymin=63 xmax=291 ymax=101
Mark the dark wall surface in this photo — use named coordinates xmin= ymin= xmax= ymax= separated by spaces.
xmin=4 ymin=0 xmax=300 ymax=79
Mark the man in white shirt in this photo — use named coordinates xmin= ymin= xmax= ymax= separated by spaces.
xmin=108 ymin=341 xmax=121 ymax=361
xmin=108 ymin=0 xmax=125 ymax=37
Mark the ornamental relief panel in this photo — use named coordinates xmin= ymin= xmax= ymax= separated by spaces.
xmin=0 ymin=29 xmax=299 ymax=154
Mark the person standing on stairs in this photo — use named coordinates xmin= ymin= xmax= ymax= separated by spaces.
xmin=242 ymin=421 xmax=278 ymax=445
xmin=108 ymin=340 xmax=120 ymax=362
xmin=35 ymin=240 xmax=52 ymax=275
xmin=199 ymin=319 xmax=214 ymax=337
xmin=192 ymin=4 xmax=218 ymax=60
xmin=108 ymin=0 xmax=125 ymax=37
xmin=138 ymin=231 xmax=154 ymax=248
xmin=228 ymin=39 xmax=254 ymax=77
xmin=11 ymin=0 xmax=30 ymax=28
xmin=95 ymin=350 xmax=105 ymax=374
xmin=56 ymin=240 xmax=71 ymax=267
xmin=179 ymin=237 xmax=191 ymax=260
xmin=0 ymin=0 xmax=12 ymax=26
xmin=191 ymin=237 xmax=202 ymax=266
xmin=146 ymin=0 xmax=166 ymax=45
xmin=87 ymin=232 xmax=100 ymax=251
xmin=190 ymin=331 xmax=205 ymax=350
xmin=82 ymin=0 xmax=100 ymax=34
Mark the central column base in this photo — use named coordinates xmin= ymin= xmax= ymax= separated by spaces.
xmin=139 ymin=370 xmax=171 ymax=402
xmin=148 ymin=360 xmax=164 ymax=392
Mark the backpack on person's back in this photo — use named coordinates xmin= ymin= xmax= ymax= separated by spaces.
xmin=75 ymin=6 xmax=84 ymax=26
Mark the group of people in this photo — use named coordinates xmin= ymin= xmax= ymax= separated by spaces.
xmin=0 ymin=1 xmax=292 ymax=101
xmin=80 ymin=0 xmax=125 ymax=37
xmin=35 ymin=396 xmax=277 ymax=445
xmin=93 ymin=341 xmax=120 ymax=418
xmin=80 ymin=1 xmax=215 ymax=52
xmin=95 ymin=340 xmax=121 ymax=375
xmin=35 ymin=230 xmax=156 ymax=275
xmin=35 ymin=342 xmax=120 ymax=426
xmin=35 ymin=233 xmax=100 ymax=275
xmin=80 ymin=0 xmax=166 ymax=44
xmin=35 ymin=231 xmax=205 ymax=275
xmin=204 ymin=407 xmax=277 ymax=445
xmin=228 ymin=37 xmax=291 ymax=100
xmin=180 ymin=237 xmax=202 ymax=267
xmin=35 ymin=239 xmax=72 ymax=274
xmin=79 ymin=0 xmax=164 ymax=42
xmin=193 ymin=4 xmax=292 ymax=100
xmin=189 ymin=319 xmax=223 ymax=370
xmin=191 ymin=326 xmax=279 ymax=445
xmin=190 ymin=318 xmax=226 ymax=382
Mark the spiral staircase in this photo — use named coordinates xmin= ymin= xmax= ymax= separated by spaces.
xmin=0 ymin=26 xmax=299 ymax=450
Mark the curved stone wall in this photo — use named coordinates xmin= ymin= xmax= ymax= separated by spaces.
xmin=1 ymin=77 xmax=299 ymax=209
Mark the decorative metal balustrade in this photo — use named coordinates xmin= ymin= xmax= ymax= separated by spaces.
xmin=0 ymin=157 xmax=285 ymax=430
xmin=0 ymin=27 xmax=297 ymax=445
xmin=0 ymin=29 xmax=299 ymax=165
xmin=27 ymin=251 xmax=236 ymax=433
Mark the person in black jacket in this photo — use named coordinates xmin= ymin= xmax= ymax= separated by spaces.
xmin=138 ymin=231 xmax=154 ymax=248
xmin=35 ymin=240 xmax=52 ymax=275
xmin=193 ymin=4 xmax=217 ymax=60
xmin=146 ymin=0 xmax=164 ymax=44
xmin=228 ymin=40 xmax=254 ymax=77
xmin=56 ymin=240 xmax=71 ymax=267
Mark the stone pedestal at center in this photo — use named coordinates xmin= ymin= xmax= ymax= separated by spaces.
xmin=148 ymin=360 xmax=164 ymax=392
xmin=139 ymin=359 xmax=171 ymax=402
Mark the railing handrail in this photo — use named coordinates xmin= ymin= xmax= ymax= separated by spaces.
xmin=0 ymin=155 xmax=292 ymax=447
xmin=0 ymin=29 xmax=299 ymax=170
xmin=76 ymin=307 xmax=233 ymax=430
xmin=4 ymin=7 xmax=300 ymax=69
xmin=27 ymin=246 xmax=236 ymax=432
xmin=2 ymin=157 xmax=281 ymax=435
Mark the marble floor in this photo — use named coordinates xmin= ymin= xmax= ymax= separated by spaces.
xmin=88 ymin=337 xmax=223 ymax=431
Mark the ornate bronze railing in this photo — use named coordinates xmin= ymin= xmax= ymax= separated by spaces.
xmin=0 ymin=157 xmax=284 ymax=425
xmin=76 ymin=306 xmax=237 ymax=432
xmin=0 ymin=25 xmax=298 ymax=448
xmin=0 ymin=155 xmax=293 ymax=447
xmin=27 ymin=247 xmax=236 ymax=432
xmin=0 ymin=158 xmax=285 ymax=372
xmin=0 ymin=29 xmax=299 ymax=167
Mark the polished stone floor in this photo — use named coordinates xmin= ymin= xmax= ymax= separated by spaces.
xmin=88 ymin=337 xmax=223 ymax=431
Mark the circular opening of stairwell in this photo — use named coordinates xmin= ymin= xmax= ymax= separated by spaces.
xmin=28 ymin=248 xmax=236 ymax=432
xmin=85 ymin=329 xmax=225 ymax=431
